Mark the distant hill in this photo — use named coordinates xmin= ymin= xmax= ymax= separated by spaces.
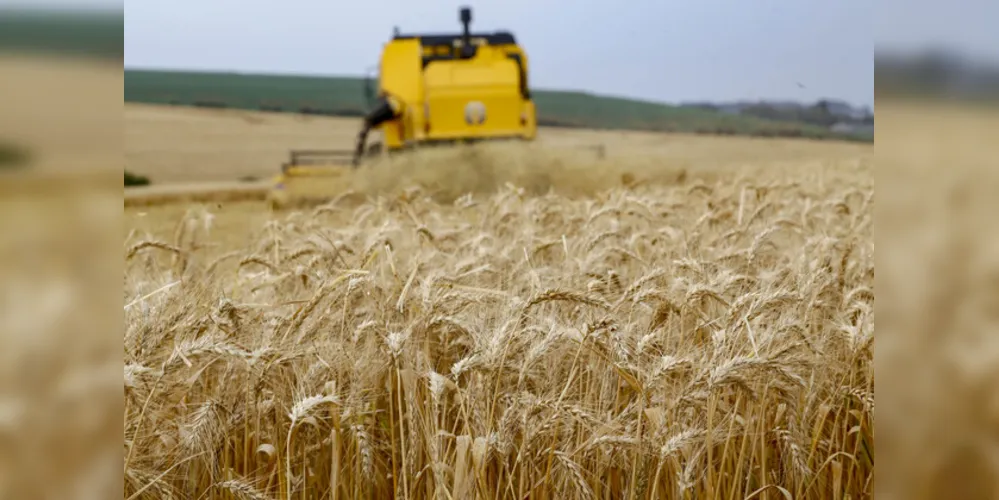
xmin=0 ymin=8 xmax=122 ymax=60
xmin=124 ymin=69 xmax=872 ymax=143
xmin=876 ymin=49 xmax=999 ymax=101
xmin=681 ymin=99 xmax=873 ymax=138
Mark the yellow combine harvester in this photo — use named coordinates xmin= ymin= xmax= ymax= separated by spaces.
xmin=269 ymin=6 xmax=538 ymax=206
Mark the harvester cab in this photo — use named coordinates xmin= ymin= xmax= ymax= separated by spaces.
xmin=270 ymin=6 xmax=538 ymax=207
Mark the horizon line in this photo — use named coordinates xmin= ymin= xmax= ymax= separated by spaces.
xmin=124 ymin=65 xmax=867 ymax=109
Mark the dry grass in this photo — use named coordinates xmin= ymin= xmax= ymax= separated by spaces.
xmin=124 ymin=137 xmax=873 ymax=498
xmin=0 ymin=54 xmax=119 ymax=174
xmin=875 ymin=100 xmax=999 ymax=499
xmin=0 ymin=54 xmax=122 ymax=499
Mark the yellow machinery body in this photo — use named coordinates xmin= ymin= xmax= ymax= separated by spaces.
xmin=375 ymin=31 xmax=537 ymax=150
xmin=270 ymin=7 xmax=538 ymax=207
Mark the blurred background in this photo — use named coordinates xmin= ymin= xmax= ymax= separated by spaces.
xmin=876 ymin=50 xmax=999 ymax=101
xmin=0 ymin=0 xmax=997 ymax=498
xmin=0 ymin=3 xmax=120 ymax=499
xmin=876 ymin=1 xmax=999 ymax=499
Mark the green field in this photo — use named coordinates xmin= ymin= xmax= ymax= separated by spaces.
xmin=125 ymin=69 xmax=869 ymax=142
xmin=0 ymin=9 xmax=122 ymax=59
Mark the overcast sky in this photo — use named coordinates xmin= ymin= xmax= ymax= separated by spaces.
xmin=122 ymin=0 xmax=883 ymax=106
xmin=877 ymin=0 xmax=999 ymax=62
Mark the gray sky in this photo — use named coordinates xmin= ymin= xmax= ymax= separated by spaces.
xmin=124 ymin=0 xmax=877 ymax=106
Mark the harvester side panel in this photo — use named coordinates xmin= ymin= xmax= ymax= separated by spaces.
xmin=499 ymin=44 xmax=537 ymax=140
xmin=377 ymin=39 xmax=424 ymax=149
xmin=520 ymin=99 xmax=537 ymax=140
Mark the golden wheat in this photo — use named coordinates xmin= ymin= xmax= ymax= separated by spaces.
xmin=123 ymin=150 xmax=872 ymax=499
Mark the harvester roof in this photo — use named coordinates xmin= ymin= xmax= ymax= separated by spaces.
xmin=392 ymin=32 xmax=518 ymax=47
xmin=390 ymin=6 xmax=518 ymax=49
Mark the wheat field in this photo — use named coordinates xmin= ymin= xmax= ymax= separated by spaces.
xmin=124 ymin=103 xmax=869 ymax=186
xmin=124 ymin=107 xmax=873 ymax=499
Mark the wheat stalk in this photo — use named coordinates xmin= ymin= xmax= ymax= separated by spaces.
xmin=123 ymin=151 xmax=874 ymax=499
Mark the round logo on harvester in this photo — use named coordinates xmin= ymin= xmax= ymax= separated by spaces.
xmin=464 ymin=101 xmax=486 ymax=125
